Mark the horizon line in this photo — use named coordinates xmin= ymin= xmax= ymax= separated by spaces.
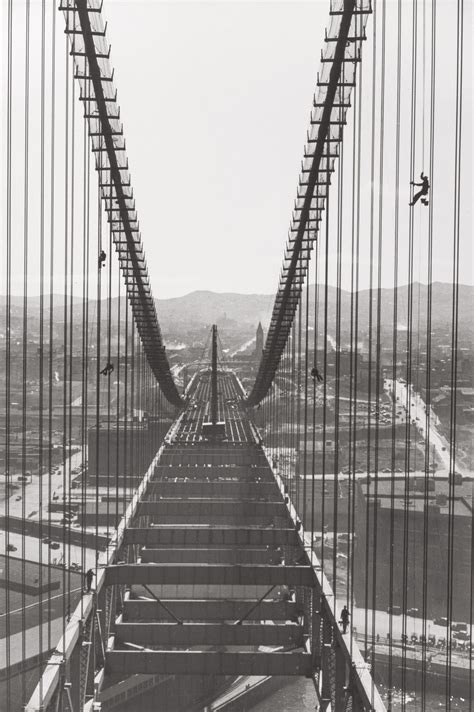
xmin=2 ymin=279 xmax=473 ymax=302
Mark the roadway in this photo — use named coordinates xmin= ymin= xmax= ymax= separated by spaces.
xmin=229 ymin=337 xmax=256 ymax=358
xmin=385 ymin=378 xmax=467 ymax=476
xmin=177 ymin=370 xmax=253 ymax=443
xmin=1 ymin=530 xmax=96 ymax=572
xmin=5 ymin=448 xmax=85 ymax=522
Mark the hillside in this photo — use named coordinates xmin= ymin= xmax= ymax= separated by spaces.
xmin=1 ymin=283 xmax=472 ymax=345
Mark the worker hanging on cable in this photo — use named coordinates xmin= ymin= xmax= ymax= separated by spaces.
xmin=98 ymin=249 xmax=107 ymax=268
xmin=100 ymin=362 xmax=114 ymax=376
xmin=311 ymin=366 xmax=324 ymax=383
xmin=409 ymin=172 xmax=430 ymax=207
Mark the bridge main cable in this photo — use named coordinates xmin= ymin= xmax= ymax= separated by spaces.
xmin=246 ymin=0 xmax=371 ymax=407
xmin=63 ymin=0 xmax=183 ymax=407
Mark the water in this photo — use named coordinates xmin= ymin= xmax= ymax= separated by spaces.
xmin=247 ymin=679 xmax=470 ymax=711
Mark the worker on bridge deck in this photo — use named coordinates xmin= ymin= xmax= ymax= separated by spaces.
xmin=84 ymin=568 xmax=95 ymax=593
xmin=340 ymin=605 xmax=350 ymax=634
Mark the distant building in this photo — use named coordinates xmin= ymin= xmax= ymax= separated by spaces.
xmin=353 ymin=477 xmax=472 ymax=619
xmin=87 ymin=416 xmax=172 ymax=486
xmin=255 ymin=322 xmax=264 ymax=359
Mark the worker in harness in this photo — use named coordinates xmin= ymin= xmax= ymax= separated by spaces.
xmin=100 ymin=362 xmax=114 ymax=376
xmin=409 ymin=172 xmax=430 ymax=206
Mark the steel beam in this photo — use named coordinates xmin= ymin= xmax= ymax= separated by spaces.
xmin=105 ymin=650 xmax=313 ymax=676
xmin=123 ymin=526 xmax=300 ymax=547
xmin=147 ymin=481 xmax=279 ymax=497
xmin=135 ymin=500 xmax=288 ymax=518
xmin=115 ymin=622 xmax=305 ymax=647
xmin=123 ymin=598 xmax=297 ymax=622
xmin=104 ymin=563 xmax=314 ymax=587
xmin=139 ymin=547 xmax=282 ymax=565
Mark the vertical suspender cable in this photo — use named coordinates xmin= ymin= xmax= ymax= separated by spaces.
xmin=402 ymin=1 xmax=418 ymax=702
xmin=310 ymin=238 xmax=320 ymax=548
xmin=66 ymin=5 xmax=76 ymax=622
xmin=38 ymin=0 xmax=47 ymax=685
xmin=21 ymin=3 xmax=31 ymax=702
xmin=95 ymin=150 xmax=102 ymax=570
xmin=372 ymin=0 xmax=386 ymax=681
xmin=47 ymin=0 xmax=57 ymax=655
xmin=302 ymin=243 xmax=310 ymax=521
xmin=421 ymin=0 xmax=436 ymax=705
xmin=333 ymin=101 xmax=344 ymax=597
xmin=387 ymin=0 xmax=403 ymax=700
xmin=321 ymin=150 xmax=330 ymax=573
xmin=61 ymin=6 xmax=70 ymax=638
xmin=4 ymin=1 xmax=13 ymax=707
xmin=446 ymin=0 xmax=464 ymax=705
xmin=81 ymin=71 xmax=91 ymax=595
xmin=364 ymin=0 xmax=378 ymax=658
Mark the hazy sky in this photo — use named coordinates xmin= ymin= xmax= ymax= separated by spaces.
xmin=2 ymin=0 xmax=472 ymax=299
xmin=101 ymin=0 xmax=473 ymax=297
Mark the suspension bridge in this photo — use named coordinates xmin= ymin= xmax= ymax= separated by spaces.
xmin=1 ymin=0 xmax=471 ymax=711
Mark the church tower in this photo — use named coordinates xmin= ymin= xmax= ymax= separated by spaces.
xmin=255 ymin=322 xmax=264 ymax=359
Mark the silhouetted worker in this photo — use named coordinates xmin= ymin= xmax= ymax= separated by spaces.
xmin=311 ymin=366 xmax=324 ymax=383
xmin=98 ymin=249 xmax=106 ymax=268
xmin=100 ymin=362 xmax=114 ymax=376
xmin=409 ymin=172 xmax=430 ymax=206
xmin=84 ymin=568 xmax=95 ymax=593
xmin=340 ymin=605 xmax=350 ymax=634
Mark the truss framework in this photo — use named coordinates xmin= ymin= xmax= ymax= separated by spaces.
xmin=62 ymin=0 xmax=183 ymax=407
xmin=246 ymin=0 xmax=372 ymax=407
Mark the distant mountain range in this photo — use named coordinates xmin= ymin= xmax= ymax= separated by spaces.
xmin=154 ymin=283 xmax=473 ymax=333
xmin=1 ymin=283 xmax=472 ymax=343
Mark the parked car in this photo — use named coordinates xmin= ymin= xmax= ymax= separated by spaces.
xmin=6 ymin=544 xmax=17 ymax=552
xmin=433 ymin=616 xmax=448 ymax=626
xmin=407 ymin=607 xmax=420 ymax=617
xmin=49 ymin=542 xmax=60 ymax=550
xmin=387 ymin=605 xmax=402 ymax=615
xmin=42 ymin=537 xmax=51 ymax=545
xmin=452 ymin=622 xmax=468 ymax=632
xmin=453 ymin=631 xmax=470 ymax=641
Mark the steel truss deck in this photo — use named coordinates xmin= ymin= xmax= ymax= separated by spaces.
xmin=27 ymin=371 xmax=385 ymax=712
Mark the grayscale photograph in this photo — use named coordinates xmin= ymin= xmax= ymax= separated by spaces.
xmin=0 ymin=1 xmax=472 ymax=711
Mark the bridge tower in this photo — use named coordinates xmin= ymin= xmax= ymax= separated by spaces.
xmin=255 ymin=321 xmax=264 ymax=359
xmin=202 ymin=324 xmax=226 ymax=440
xmin=211 ymin=324 xmax=218 ymax=425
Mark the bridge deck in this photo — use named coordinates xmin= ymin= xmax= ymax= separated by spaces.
xmin=105 ymin=372 xmax=313 ymax=678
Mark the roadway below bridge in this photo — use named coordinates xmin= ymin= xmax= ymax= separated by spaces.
xmin=385 ymin=378 xmax=469 ymax=477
